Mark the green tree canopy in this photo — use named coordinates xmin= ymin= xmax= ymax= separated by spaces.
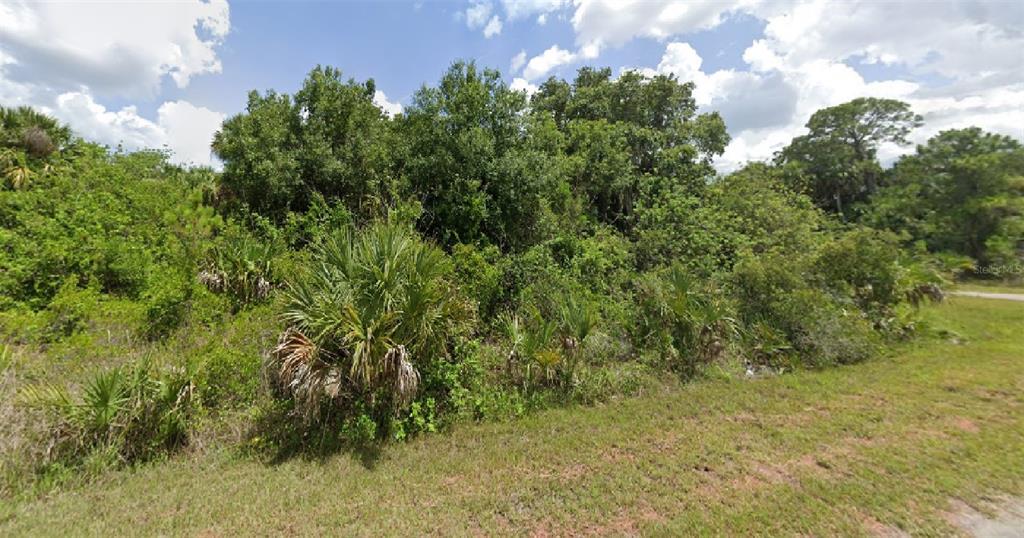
xmin=778 ymin=97 xmax=922 ymax=218
xmin=532 ymin=67 xmax=729 ymax=232
xmin=212 ymin=66 xmax=394 ymax=221
xmin=865 ymin=128 xmax=1024 ymax=267
xmin=398 ymin=61 xmax=555 ymax=250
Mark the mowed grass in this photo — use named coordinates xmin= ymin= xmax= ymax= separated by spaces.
xmin=2 ymin=297 xmax=1022 ymax=536
xmin=954 ymin=279 xmax=1024 ymax=295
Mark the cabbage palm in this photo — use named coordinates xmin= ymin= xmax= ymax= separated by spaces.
xmin=271 ymin=221 xmax=470 ymax=423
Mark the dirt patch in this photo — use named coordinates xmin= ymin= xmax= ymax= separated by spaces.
xmin=951 ymin=417 xmax=981 ymax=434
xmin=946 ymin=497 xmax=1024 ymax=537
xmin=860 ymin=513 xmax=910 ymax=538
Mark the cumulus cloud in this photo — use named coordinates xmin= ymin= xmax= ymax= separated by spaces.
xmin=510 ymin=77 xmax=539 ymax=95
xmin=483 ymin=15 xmax=503 ymax=37
xmin=465 ymin=0 xmax=494 ymax=28
xmin=53 ymin=92 xmax=224 ymax=166
xmin=571 ymin=0 xmax=746 ymax=49
xmin=373 ymin=90 xmax=404 ymax=118
xmin=0 ymin=0 xmax=231 ymax=167
xmin=523 ymin=45 xmax=577 ymax=80
xmin=0 ymin=0 xmax=230 ymax=98
xmin=587 ymin=1 xmax=1023 ymax=171
xmin=500 ymin=0 xmax=567 ymax=20
xmin=464 ymin=0 xmax=503 ymax=37
xmin=158 ymin=101 xmax=228 ymax=166
xmin=510 ymin=50 xmax=528 ymax=74
xmin=752 ymin=1 xmax=1024 ymax=81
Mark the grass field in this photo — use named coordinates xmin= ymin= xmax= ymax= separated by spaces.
xmin=953 ymin=279 xmax=1024 ymax=296
xmin=2 ymin=296 xmax=1022 ymax=536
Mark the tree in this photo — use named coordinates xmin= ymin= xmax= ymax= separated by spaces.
xmin=532 ymin=67 xmax=728 ymax=233
xmin=213 ymin=66 xmax=394 ymax=222
xmin=778 ymin=97 xmax=922 ymax=218
xmin=0 ymin=106 xmax=72 ymax=157
xmin=865 ymin=128 xmax=1024 ymax=267
xmin=399 ymin=61 xmax=553 ymax=250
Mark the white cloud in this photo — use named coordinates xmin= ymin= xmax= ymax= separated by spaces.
xmin=483 ymin=15 xmax=503 ymax=38
xmin=595 ymin=2 xmax=1023 ymax=172
xmin=537 ymin=13 xmax=548 ymax=25
xmin=0 ymin=0 xmax=230 ymax=98
xmin=373 ymin=90 xmax=404 ymax=117
xmin=523 ymin=45 xmax=577 ymax=80
xmin=0 ymin=0 xmax=231 ymax=167
xmin=752 ymin=1 xmax=1024 ymax=81
xmin=510 ymin=50 xmax=528 ymax=74
xmin=53 ymin=92 xmax=224 ymax=166
xmin=157 ymin=101 xmax=228 ymax=166
xmin=510 ymin=77 xmax=539 ymax=95
xmin=571 ymin=0 xmax=748 ymax=50
xmin=464 ymin=1 xmax=503 ymax=37
xmin=500 ymin=0 xmax=567 ymax=20
xmin=465 ymin=0 xmax=494 ymax=28
xmin=464 ymin=0 xmax=504 ymax=37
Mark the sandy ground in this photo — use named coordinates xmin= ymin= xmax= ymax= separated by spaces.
xmin=949 ymin=291 xmax=1024 ymax=302
xmin=949 ymin=497 xmax=1024 ymax=538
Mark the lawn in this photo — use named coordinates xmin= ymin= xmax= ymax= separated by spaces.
xmin=953 ymin=279 xmax=1024 ymax=296
xmin=2 ymin=296 xmax=1022 ymax=536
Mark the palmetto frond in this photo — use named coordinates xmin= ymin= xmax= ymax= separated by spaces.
xmin=271 ymin=220 xmax=466 ymax=422
xmin=4 ymin=162 xmax=33 ymax=189
xmin=381 ymin=345 xmax=419 ymax=410
xmin=271 ymin=327 xmax=343 ymax=421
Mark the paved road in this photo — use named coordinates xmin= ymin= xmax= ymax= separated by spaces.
xmin=949 ymin=291 xmax=1024 ymax=302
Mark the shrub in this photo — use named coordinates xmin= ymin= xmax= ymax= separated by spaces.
xmin=497 ymin=295 xmax=597 ymax=391
xmin=22 ymin=126 xmax=56 ymax=158
xmin=199 ymin=226 xmax=282 ymax=309
xmin=635 ymin=265 xmax=736 ymax=377
xmin=451 ymin=243 xmax=502 ymax=321
xmin=142 ymin=268 xmax=193 ymax=339
xmin=498 ymin=311 xmax=560 ymax=390
xmin=814 ymin=227 xmax=904 ymax=318
xmin=19 ymin=359 xmax=194 ymax=466
xmin=728 ymin=255 xmax=878 ymax=367
xmin=193 ymin=348 xmax=261 ymax=409
xmin=43 ymin=279 xmax=101 ymax=340
xmin=267 ymin=220 xmax=474 ymax=435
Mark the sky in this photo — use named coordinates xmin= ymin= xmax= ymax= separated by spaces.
xmin=1 ymin=0 xmax=1022 ymax=171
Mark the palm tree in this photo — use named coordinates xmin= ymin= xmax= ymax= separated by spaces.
xmin=269 ymin=220 xmax=471 ymax=423
xmin=0 ymin=106 xmax=71 ymax=156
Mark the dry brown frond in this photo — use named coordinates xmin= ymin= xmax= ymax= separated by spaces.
xmin=272 ymin=328 xmax=343 ymax=421
xmin=381 ymin=345 xmax=419 ymax=410
xmin=197 ymin=270 xmax=225 ymax=292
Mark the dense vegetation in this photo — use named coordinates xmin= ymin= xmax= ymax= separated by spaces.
xmin=1 ymin=63 xmax=1020 ymax=498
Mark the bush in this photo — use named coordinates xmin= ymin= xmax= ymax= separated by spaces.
xmin=451 ymin=243 xmax=502 ymax=321
xmin=22 ymin=126 xmax=56 ymax=158
xmin=634 ymin=265 xmax=736 ymax=377
xmin=199 ymin=225 xmax=282 ymax=310
xmin=497 ymin=294 xmax=598 ymax=392
xmin=19 ymin=359 xmax=194 ymax=466
xmin=814 ymin=227 xmax=903 ymax=318
xmin=193 ymin=348 xmax=261 ymax=410
xmin=43 ymin=279 xmax=101 ymax=340
xmin=728 ymin=254 xmax=878 ymax=368
xmin=267 ymin=219 xmax=474 ymax=436
xmin=142 ymin=268 xmax=193 ymax=339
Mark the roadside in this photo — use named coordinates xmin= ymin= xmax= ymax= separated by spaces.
xmin=2 ymin=297 xmax=1022 ymax=536
xmin=949 ymin=291 xmax=1024 ymax=302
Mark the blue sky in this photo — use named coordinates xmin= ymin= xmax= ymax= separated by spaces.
xmin=1 ymin=1 xmax=1021 ymax=169
xmin=149 ymin=2 xmax=762 ymax=119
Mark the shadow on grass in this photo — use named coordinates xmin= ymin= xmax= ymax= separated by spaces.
xmin=245 ymin=402 xmax=386 ymax=470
